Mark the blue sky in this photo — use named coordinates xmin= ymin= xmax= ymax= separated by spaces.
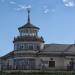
xmin=0 ymin=0 xmax=75 ymax=56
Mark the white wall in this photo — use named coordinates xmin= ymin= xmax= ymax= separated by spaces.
xmin=39 ymin=57 xmax=64 ymax=69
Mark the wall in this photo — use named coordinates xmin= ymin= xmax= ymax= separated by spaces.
xmin=39 ymin=57 xmax=64 ymax=70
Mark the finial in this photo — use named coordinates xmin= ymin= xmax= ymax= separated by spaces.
xmin=27 ymin=8 xmax=30 ymax=23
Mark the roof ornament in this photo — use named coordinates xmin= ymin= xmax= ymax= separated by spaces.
xmin=27 ymin=8 xmax=30 ymax=23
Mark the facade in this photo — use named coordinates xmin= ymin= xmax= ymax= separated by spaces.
xmin=0 ymin=10 xmax=75 ymax=71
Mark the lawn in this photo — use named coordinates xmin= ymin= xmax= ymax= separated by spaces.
xmin=0 ymin=71 xmax=75 ymax=75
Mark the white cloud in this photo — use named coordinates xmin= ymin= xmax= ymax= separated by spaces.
xmin=9 ymin=1 xmax=16 ymax=5
xmin=14 ymin=8 xmax=21 ymax=11
xmin=14 ymin=5 xmax=32 ymax=11
xmin=19 ymin=5 xmax=32 ymax=10
xmin=43 ymin=6 xmax=56 ymax=14
xmin=63 ymin=0 xmax=75 ymax=7
xmin=43 ymin=6 xmax=50 ymax=14
xmin=44 ymin=8 xmax=56 ymax=14
xmin=26 ymin=5 xmax=32 ymax=9
xmin=18 ymin=5 xmax=26 ymax=10
xmin=44 ymin=8 xmax=50 ymax=14
xmin=65 ymin=1 xmax=75 ymax=7
xmin=63 ymin=0 xmax=68 ymax=2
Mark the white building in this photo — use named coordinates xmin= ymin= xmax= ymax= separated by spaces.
xmin=0 ymin=10 xmax=75 ymax=71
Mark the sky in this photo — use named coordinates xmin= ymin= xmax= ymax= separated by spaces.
xmin=0 ymin=0 xmax=75 ymax=56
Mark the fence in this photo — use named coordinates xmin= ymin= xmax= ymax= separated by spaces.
xmin=0 ymin=64 xmax=75 ymax=71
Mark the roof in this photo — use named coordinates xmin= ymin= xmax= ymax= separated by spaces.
xmin=1 ymin=51 xmax=14 ymax=59
xmin=18 ymin=9 xmax=39 ymax=30
xmin=42 ymin=44 xmax=75 ymax=55
xmin=43 ymin=44 xmax=69 ymax=52
xmin=1 ymin=44 xmax=75 ymax=59
xmin=18 ymin=22 xmax=40 ymax=30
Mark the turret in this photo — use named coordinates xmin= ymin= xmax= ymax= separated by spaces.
xmin=13 ymin=9 xmax=45 ymax=51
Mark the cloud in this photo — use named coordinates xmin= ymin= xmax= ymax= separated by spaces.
xmin=43 ymin=6 xmax=56 ymax=14
xmin=18 ymin=5 xmax=27 ymax=10
xmin=43 ymin=6 xmax=50 ymax=14
xmin=9 ymin=1 xmax=16 ymax=5
xmin=63 ymin=0 xmax=75 ymax=7
xmin=14 ymin=5 xmax=32 ymax=11
xmin=19 ymin=5 xmax=31 ymax=9
xmin=44 ymin=8 xmax=50 ymax=14
xmin=44 ymin=8 xmax=56 ymax=14
xmin=26 ymin=5 xmax=32 ymax=9
xmin=19 ymin=5 xmax=32 ymax=10
xmin=14 ymin=8 xmax=21 ymax=11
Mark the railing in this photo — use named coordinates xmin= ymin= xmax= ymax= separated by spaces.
xmin=0 ymin=65 xmax=74 ymax=71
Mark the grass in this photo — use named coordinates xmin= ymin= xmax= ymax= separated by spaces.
xmin=0 ymin=71 xmax=75 ymax=75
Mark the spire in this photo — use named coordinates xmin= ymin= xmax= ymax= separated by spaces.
xmin=27 ymin=8 xmax=30 ymax=23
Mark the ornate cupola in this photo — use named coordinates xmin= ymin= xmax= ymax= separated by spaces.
xmin=18 ymin=9 xmax=40 ymax=37
xmin=13 ymin=9 xmax=45 ymax=51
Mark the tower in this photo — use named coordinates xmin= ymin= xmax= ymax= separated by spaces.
xmin=13 ymin=9 xmax=45 ymax=51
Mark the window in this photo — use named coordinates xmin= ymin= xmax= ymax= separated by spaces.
xmin=49 ymin=61 xmax=55 ymax=67
xmin=24 ymin=43 xmax=34 ymax=50
xmin=37 ymin=45 xmax=40 ymax=50
xmin=14 ymin=43 xmax=37 ymax=50
xmin=14 ymin=44 xmax=20 ymax=50
xmin=20 ymin=44 xmax=24 ymax=49
xmin=24 ymin=43 xmax=28 ymax=49
xmin=14 ymin=59 xmax=35 ymax=69
xmin=14 ymin=44 xmax=17 ymax=50
xmin=34 ymin=44 xmax=40 ymax=50
xmin=28 ymin=44 xmax=33 ymax=50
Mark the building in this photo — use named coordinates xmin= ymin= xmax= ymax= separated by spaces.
xmin=0 ymin=9 xmax=75 ymax=71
